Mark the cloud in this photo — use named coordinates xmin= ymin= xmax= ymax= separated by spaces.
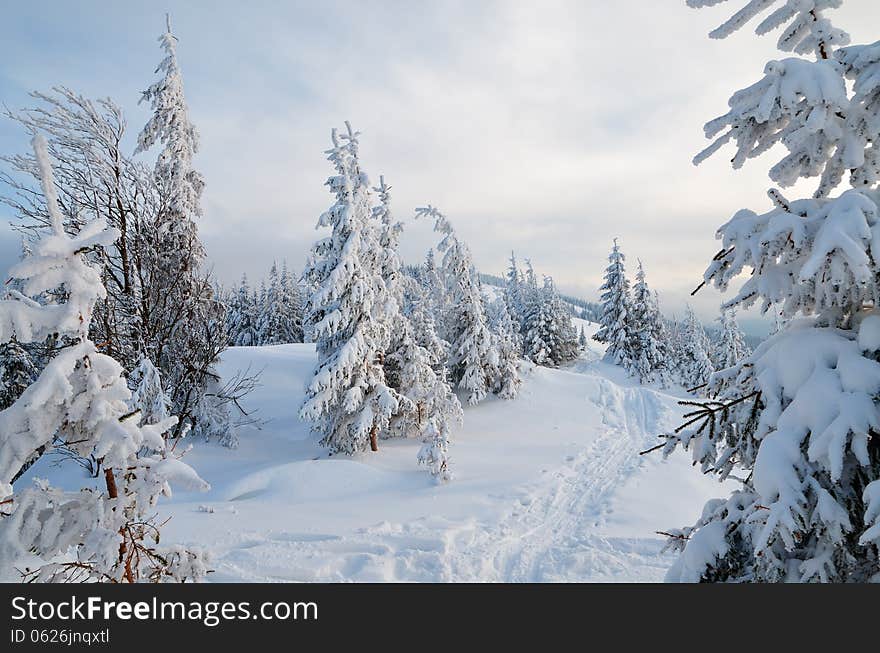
xmin=2 ymin=0 xmax=879 ymax=333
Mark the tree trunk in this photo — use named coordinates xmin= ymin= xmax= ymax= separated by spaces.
xmin=104 ymin=468 xmax=134 ymax=583
xmin=370 ymin=425 xmax=379 ymax=452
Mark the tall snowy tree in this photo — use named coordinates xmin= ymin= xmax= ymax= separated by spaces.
xmin=387 ymin=295 xmax=463 ymax=446
xmin=662 ymin=0 xmax=880 ymax=582
xmin=521 ymin=276 xmax=578 ymax=368
xmin=257 ymin=262 xmax=285 ymax=345
xmin=0 ymin=339 xmax=37 ymax=411
xmin=711 ymin=308 xmax=750 ymax=371
xmin=486 ymin=297 xmax=523 ymax=399
xmin=675 ymin=305 xmax=715 ymax=391
xmin=278 ymin=261 xmax=304 ymax=343
xmin=594 ymin=239 xmax=632 ymax=369
xmin=128 ymin=356 xmax=171 ymax=429
xmin=0 ymin=136 xmax=208 ymax=583
xmin=504 ymin=251 xmax=525 ymax=329
xmin=416 ymin=206 xmax=519 ymax=405
xmin=227 ymin=273 xmax=260 ymax=346
xmin=578 ymin=325 xmax=588 ymax=350
xmin=135 ymin=16 xmax=233 ymax=444
xmin=300 ymin=123 xmax=404 ymax=454
xmin=628 ymin=261 xmax=670 ymax=385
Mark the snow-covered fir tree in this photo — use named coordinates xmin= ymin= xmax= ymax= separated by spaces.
xmin=711 ymin=308 xmax=750 ymax=371
xmin=300 ymin=124 xmax=404 ymax=454
xmin=0 ymin=339 xmax=37 ymax=411
xmin=0 ymin=136 xmax=208 ymax=583
xmin=257 ymin=262 xmax=286 ymax=345
xmin=662 ymin=0 xmax=880 ymax=582
xmin=387 ymin=295 xmax=463 ymax=446
xmin=522 ymin=276 xmax=578 ymax=368
xmin=135 ymin=16 xmax=232 ymax=443
xmin=578 ymin=326 xmax=588 ymax=350
xmin=504 ymin=252 xmax=525 ymax=329
xmin=627 ymin=261 xmax=670 ymax=385
xmin=675 ymin=305 xmax=714 ymax=391
xmin=278 ymin=261 xmax=304 ymax=344
xmin=227 ymin=274 xmax=260 ymax=346
xmin=594 ymin=239 xmax=632 ymax=368
xmin=417 ymin=417 xmax=454 ymax=483
xmin=416 ymin=206 xmax=520 ymax=405
xmin=486 ymin=297 xmax=523 ymax=399
xmin=129 ymin=356 xmax=171 ymax=429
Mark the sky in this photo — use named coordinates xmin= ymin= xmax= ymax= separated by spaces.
xmin=2 ymin=0 xmax=880 ymax=336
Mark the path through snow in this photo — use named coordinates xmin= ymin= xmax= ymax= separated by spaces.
xmin=144 ymin=337 xmax=725 ymax=583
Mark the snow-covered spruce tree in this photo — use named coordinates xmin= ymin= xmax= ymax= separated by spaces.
xmin=0 ymin=136 xmax=208 ymax=583
xmin=372 ymin=176 xmax=407 ymax=394
xmin=420 ymin=247 xmax=453 ymax=342
xmin=387 ymin=294 xmax=463 ymax=447
xmin=486 ymin=297 xmax=523 ymax=399
xmin=300 ymin=124 xmax=404 ymax=454
xmin=593 ymin=239 xmax=632 ymax=368
xmin=504 ymin=251 xmax=525 ymax=330
xmin=416 ymin=206 xmax=519 ymax=405
xmin=675 ymin=305 xmax=715 ymax=391
xmin=545 ymin=277 xmax=579 ymax=365
xmin=521 ymin=276 xmax=578 ymax=368
xmin=135 ymin=16 xmax=233 ymax=443
xmin=0 ymin=339 xmax=37 ymax=411
xmin=278 ymin=261 xmax=304 ymax=343
xmin=417 ymin=416 xmax=455 ymax=483
xmin=578 ymin=326 xmax=588 ymax=350
xmin=228 ymin=273 xmax=260 ymax=346
xmin=628 ymin=260 xmax=670 ymax=385
xmin=257 ymin=262 xmax=285 ymax=345
xmin=521 ymin=278 xmax=553 ymax=366
xmin=129 ymin=356 xmax=172 ymax=429
xmin=662 ymin=0 xmax=880 ymax=582
xmin=712 ymin=308 xmax=750 ymax=371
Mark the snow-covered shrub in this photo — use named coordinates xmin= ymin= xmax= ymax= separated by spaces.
xmin=0 ymin=136 xmax=208 ymax=583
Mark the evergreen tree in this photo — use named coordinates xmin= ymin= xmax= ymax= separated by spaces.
xmin=258 ymin=262 xmax=286 ymax=345
xmin=129 ymin=356 xmax=171 ymax=429
xmin=627 ymin=261 xmax=670 ymax=384
xmin=504 ymin=251 xmax=525 ymax=329
xmin=229 ymin=273 xmax=260 ymax=346
xmin=521 ymin=276 xmax=578 ymax=368
xmin=662 ymin=1 xmax=880 ymax=582
xmin=135 ymin=16 xmax=231 ymax=443
xmin=278 ymin=261 xmax=304 ymax=343
xmin=416 ymin=206 xmax=519 ymax=405
xmin=0 ymin=339 xmax=37 ymax=411
xmin=300 ymin=123 xmax=404 ymax=454
xmin=487 ymin=297 xmax=523 ymax=399
xmin=676 ymin=305 xmax=714 ymax=390
xmin=387 ymin=297 xmax=462 ymax=444
xmin=712 ymin=308 xmax=750 ymax=371
xmin=594 ymin=239 xmax=632 ymax=369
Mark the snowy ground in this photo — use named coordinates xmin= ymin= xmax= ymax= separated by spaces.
xmin=15 ymin=321 xmax=728 ymax=582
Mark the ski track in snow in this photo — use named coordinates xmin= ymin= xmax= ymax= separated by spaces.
xmin=204 ymin=363 xmax=679 ymax=583
xmin=447 ymin=377 xmax=672 ymax=582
